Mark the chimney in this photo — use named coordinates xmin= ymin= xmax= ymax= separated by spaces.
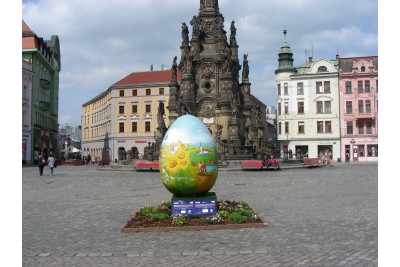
xmin=308 ymin=57 xmax=313 ymax=63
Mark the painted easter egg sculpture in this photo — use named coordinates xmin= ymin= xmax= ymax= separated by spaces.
xmin=160 ymin=114 xmax=218 ymax=197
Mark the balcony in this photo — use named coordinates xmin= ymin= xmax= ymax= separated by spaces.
xmin=39 ymin=101 xmax=50 ymax=110
xmin=40 ymin=79 xmax=50 ymax=90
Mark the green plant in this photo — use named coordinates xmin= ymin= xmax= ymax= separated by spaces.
xmin=150 ymin=213 xmax=169 ymax=222
xmin=216 ymin=210 xmax=230 ymax=218
xmin=228 ymin=212 xmax=247 ymax=223
xmin=172 ymin=215 xmax=186 ymax=226
xmin=240 ymin=209 xmax=253 ymax=217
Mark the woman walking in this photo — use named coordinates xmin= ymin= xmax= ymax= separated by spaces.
xmin=38 ymin=154 xmax=45 ymax=176
xmin=47 ymin=154 xmax=56 ymax=176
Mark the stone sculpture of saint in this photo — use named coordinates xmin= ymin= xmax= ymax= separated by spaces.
xmin=182 ymin=22 xmax=189 ymax=44
xmin=230 ymin=20 xmax=236 ymax=43
xmin=242 ymin=54 xmax=249 ymax=80
xmin=157 ymin=101 xmax=165 ymax=128
xmin=171 ymin=56 xmax=177 ymax=82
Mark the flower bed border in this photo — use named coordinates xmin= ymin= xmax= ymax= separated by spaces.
xmin=121 ymin=217 xmax=268 ymax=233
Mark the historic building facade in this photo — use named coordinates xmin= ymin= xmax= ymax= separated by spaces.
xmin=167 ymin=0 xmax=269 ymax=158
xmin=22 ymin=59 xmax=33 ymax=164
xmin=275 ymin=32 xmax=341 ymax=161
xmin=22 ymin=20 xmax=61 ymax=163
xmin=338 ymin=56 xmax=378 ymax=162
xmin=81 ymin=70 xmax=178 ymax=162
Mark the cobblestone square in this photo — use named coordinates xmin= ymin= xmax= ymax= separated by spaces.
xmin=22 ymin=162 xmax=377 ymax=266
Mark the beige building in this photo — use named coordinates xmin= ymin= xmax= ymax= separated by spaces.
xmin=81 ymin=70 xmax=179 ymax=162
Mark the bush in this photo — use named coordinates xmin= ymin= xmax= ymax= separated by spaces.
xmin=150 ymin=213 xmax=168 ymax=222
xmin=228 ymin=212 xmax=247 ymax=223
xmin=172 ymin=216 xmax=186 ymax=226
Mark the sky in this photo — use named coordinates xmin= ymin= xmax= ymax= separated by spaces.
xmin=20 ymin=0 xmax=379 ymax=127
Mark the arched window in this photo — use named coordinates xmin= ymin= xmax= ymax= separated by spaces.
xmin=317 ymin=66 xmax=327 ymax=72
xmin=361 ymin=66 xmax=365 ymax=72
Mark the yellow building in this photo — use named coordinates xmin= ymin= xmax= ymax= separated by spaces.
xmin=81 ymin=70 xmax=180 ymax=162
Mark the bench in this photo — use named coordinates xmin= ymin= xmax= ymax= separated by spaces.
xmin=303 ymin=158 xmax=321 ymax=168
xmin=98 ymin=161 xmax=110 ymax=167
xmin=242 ymin=160 xmax=264 ymax=170
xmin=134 ymin=161 xmax=160 ymax=172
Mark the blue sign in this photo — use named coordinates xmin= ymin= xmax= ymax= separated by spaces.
xmin=172 ymin=199 xmax=217 ymax=216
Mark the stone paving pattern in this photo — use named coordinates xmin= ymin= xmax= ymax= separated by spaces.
xmin=23 ymin=162 xmax=378 ymax=266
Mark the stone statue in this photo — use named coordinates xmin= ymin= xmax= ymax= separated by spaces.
xmin=242 ymin=54 xmax=249 ymax=80
xmin=231 ymin=96 xmax=238 ymax=120
xmin=230 ymin=20 xmax=236 ymax=43
xmin=182 ymin=22 xmax=189 ymax=44
xmin=157 ymin=101 xmax=165 ymax=127
xmin=216 ymin=124 xmax=223 ymax=140
xmin=190 ymin=16 xmax=199 ymax=36
xmin=171 ymin=56 xmax=177 ymax=82
xmin=223 ymin=52 xmax=231 ymax=74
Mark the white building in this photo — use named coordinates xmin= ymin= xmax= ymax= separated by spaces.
xmin=275 ymin=32 xmax=341 ymax=161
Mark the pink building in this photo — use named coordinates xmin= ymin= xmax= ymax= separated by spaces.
xmin=339 ymin=57 xmax=378 ymax=162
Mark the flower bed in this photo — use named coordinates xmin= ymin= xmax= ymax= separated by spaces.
xmin=121 ymin=200 xmax=267 ymax=233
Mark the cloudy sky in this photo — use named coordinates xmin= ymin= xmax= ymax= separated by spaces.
xmin=21 ymin=0 xmax=378 ymax=127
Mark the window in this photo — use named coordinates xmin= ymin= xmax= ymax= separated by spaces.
xmin=132 ymin=89 xmax=137 ymax=96
xmin=366 ymin=100 xmax=371 ymax=113
xmin=347 ymin=121 xmax=353 ymax=134
xmin=278 ymin=122 xmax=282 ymax=134
xmin=366 ymin=121 xmax=372 ymax=134
xmin=278 ymin=103 xmax=281 ymax=115
xmin=146 ymin=89 xmax=151 ymax=96
xmin=277 ymin=84 xmax=281 ymax=96
xmin=317 ymin=121 xmax=324 ymax=133
xmin=119 ymin=105 xmax=124 ymax=114
xmin=325 ymin=121 xmax=331 ymax=133
xmin=119 ymin=122 xmax=124 ymax=133
xmin=119 ymin=90 xmax=124 ymax=97
xmin=318 ymin=66 xmax=327 ymax=72
xmin=316 ymin=101 xmax=323 ymax=113
xmin=285 ymin=122 xmax=289 ymax=134
xmin=361 ymin=66 xmax=365 ymax=72
xmin=316 ymin=82 xmax=323 ymax=93
xmin=358 ymin=100 xmax=364 ymax=113
xmin=284 ymin=83 xmax=288 ymax=95
xmin=367 ymin=145 xmax=378 ymax=157
xmin=297 ymin=102 xmax=304 ymax=114
xmin=346 ymin=101 xmax=352 ymax=114
xmin=358 ymin=121 xmax=364 ymax=134
xmin=324 ymin=101 xmax=331 ymax=113
xmin=159 ymin=88 xmax=164 ymax=95
xmin=132 ymin=105 xmax=137 ymax=113
xmin=132 ymin=122 xmax=137 ymax=132
xmin=359 ymin=145 xmax=365 ymax=157
xmin=297 ymin=82 xmax=304 ymax=95
xmin=284 ymin=102 xmax=289 ymax=114
xmin=376 ymin=80 xmax=378 ymax=92
xmin=298 ymin=121 xmax=304 ymax=134
xmin=365 ymin=80 xmax=370 ymax=92
xmin=358 ymin=81 xmax=363 ymax=92
xmin=324 ymin=81 xmax=330 ymax=93
xmin=145 ymin=121 xmax=151 ymax=132
xmin=345 ymin=81 xmax=352 ymax=94
xmin=146 ymin=104 xmax=151 ymax=113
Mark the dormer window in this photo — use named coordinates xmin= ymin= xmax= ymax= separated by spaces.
xmin=317 ymin=66 xmax=327 ymax=72
xmin=361 ymin=66 xmax=366 ymax=72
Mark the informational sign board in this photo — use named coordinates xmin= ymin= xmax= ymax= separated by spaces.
xmin=171 ymin=192 xmax=217 ymax=217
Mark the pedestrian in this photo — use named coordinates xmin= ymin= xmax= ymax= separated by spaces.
xmin=345 ymin=152 xmax=350 ymax=163
xmin=38 ymin=154 xmax=45 ymax=176
xmin=86 ymin=154 xmax=91 ymax=166
xmin=47 ymin=154 xmax=56 ymax=176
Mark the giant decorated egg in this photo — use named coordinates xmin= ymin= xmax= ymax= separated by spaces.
xmin=160 ymin=114 xmax=218 ymax=197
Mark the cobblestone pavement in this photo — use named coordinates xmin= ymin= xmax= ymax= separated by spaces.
xmin=22 ymin=162 xmax=378 ymax=266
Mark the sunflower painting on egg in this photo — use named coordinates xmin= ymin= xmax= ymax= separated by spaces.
xmin=160 ymin=115 xmax=218 ymax=197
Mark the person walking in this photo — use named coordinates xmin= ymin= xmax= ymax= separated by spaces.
xmin=38 ymin=154 xmax=45 ymax=176
xmin=47 ymin=154 xmax=56 ymax=176
xmin=345 ymin=152 xmax=350 ymax=163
